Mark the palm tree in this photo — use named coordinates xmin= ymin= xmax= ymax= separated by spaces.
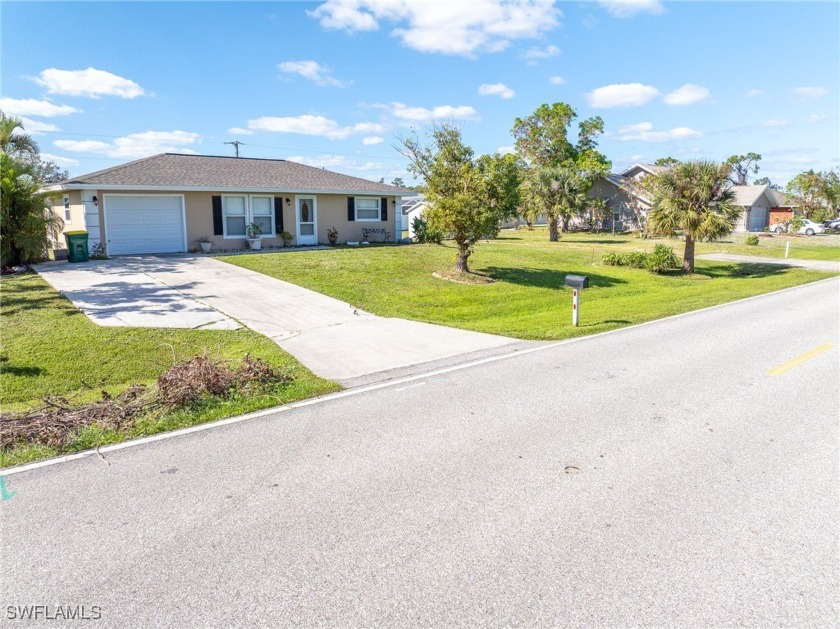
xmin=0 ymin=112 xmax=39 ymax=159
xmin=521 ymin=165 xmax=588 ymax=241
xmin=648 ymin=160 xmax=741 ymax=272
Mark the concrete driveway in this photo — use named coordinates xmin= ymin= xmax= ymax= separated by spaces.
xmin=36 ymin=256 xmax=515 ymax=383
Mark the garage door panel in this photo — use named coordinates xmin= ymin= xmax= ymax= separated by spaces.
xmin=105 ymin=195 xmax=185 ymax=255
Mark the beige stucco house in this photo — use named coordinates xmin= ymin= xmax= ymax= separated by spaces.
xmin=46 ymin=153 xmax=411 ymax=256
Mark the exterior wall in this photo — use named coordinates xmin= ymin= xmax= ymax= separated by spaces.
xmin=92 ymin=190 xmax=400 ymax=254
xmin=588 ymin=178 xmax=645 ymax=231
xmin=47 ymin=190 xmax=84 ymax=252
xmin=769 ymin=208 xmax=793 ymax=226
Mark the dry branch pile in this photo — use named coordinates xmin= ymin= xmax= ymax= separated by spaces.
xmin=1 ymin=354 xmax=292 ymax=450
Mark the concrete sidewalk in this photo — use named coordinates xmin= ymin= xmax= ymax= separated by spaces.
xmin=121 ymin=256 xmax=516 ymax=382
xmin=698 ymin=252 xmax=840 ymax=272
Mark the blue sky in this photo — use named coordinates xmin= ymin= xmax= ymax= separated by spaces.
xmin=2 ymin=1 xmax=837 ymax=186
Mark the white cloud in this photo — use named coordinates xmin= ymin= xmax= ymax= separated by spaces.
xmin=586 ymin=83 xmax=660 ymax=108
xmin=520 ymin=44 xmax=560 ymax=64
xmin=0 ymin=97 xmax=79 ymax=118
xmin=760 ymin=119 xmax=791 ymax=128
xmin=20 ymin=117 xmax=59 ymax=135
xmin=39 ymin=152 xmax=80 ymax=168
xmin=34 ymin=67 xmax=146 ymax=99
xmin=497 ymin=145 xmax=516 ymax=154
xmin=362 ymin=136 xmax=384 ymax=145
xmin=227 ymin=127 xmax=254 ymax=136
xmin=387 ymin=102 xmax=479 ymax=122
xmin=791 ymin=86 xmax=828 ymax=102
xmin=309 ymin=0 xmax=561 ymax=57
xmin=745 ymin=88 xmax=764 ymax=98
xmin=287 ymin=154 xmax=389 ymax=172
xmin=549 ymin=75 xmax=565 ymax=85
xmin=278 ymin=60 xmax=351 ymax=87
xmin=808 ymin=114 xmax=828 ymax=124
xmin=55 ymin=130 xmax=200 ymax=158
xmin=597 ymin=0 xmax=664 ymax=18
xmin=614 ymin=121 xmax=702 ymax=142
xmin=478 ymin=82 xmax=515 ymax=99
xmin=245 ymin=115 xmax=384 ymax=140
xmin=663 ymin=83 xmax=711 ymax=106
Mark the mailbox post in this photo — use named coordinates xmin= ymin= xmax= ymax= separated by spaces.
xmin=564 ymin=274 xmax=589 ymax=326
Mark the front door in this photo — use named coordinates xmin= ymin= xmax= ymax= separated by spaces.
xmin=296 ymin=196 xmax=317 ymax=245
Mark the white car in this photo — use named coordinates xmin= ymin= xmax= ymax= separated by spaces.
xmin=772 ymin=218 xmax=825 ymax=236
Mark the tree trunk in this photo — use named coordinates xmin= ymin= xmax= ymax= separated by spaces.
xmin=455 ymin=244 xmax=470 ymax=273
xmin=683 ymin=236 xmax=695 ymax=273
xmin=548 ymin=217 xmax=559 ymax=242
xmin=560 ymin=215 xmax=570 ymax=233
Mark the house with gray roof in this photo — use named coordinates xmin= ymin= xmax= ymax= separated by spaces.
xmin=589 ymin=163 xmax=795 ymax=233
xmin=46 ymin=153 xmax=413 ymax=255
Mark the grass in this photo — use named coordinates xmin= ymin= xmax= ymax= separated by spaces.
xmin=0 ymin=273 xmax=339 ymax=467
xmin=223 ymin=229 xmax=837 ymax=341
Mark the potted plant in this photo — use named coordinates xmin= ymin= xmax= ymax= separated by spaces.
xmin=246 ymin=222 xmax=263 ymax=250
xmin=197 ymin=236 xmax=213 ymax=253
xmin=327 ymin=226 xmax=339 ymax=246
xmin=279 ymin=230 xmax=294 ymax=247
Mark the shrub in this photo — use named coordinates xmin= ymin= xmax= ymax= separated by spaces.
xmin=601 ymin=252 xmax=623 ymax=266
xmin=645 ymin=244 xmax=682 ymax=273
xmin=278 ymin=231 xmax=294 ymax=247
xmin=412 ymin=216 xmax=442 ymax=244
xmin=623 ymin=251 xmax=649 ymax=268
xmin=745 ymin=234 xmax=760 ymax=246
xmin=327 ymin=226 xmax=338 ymax=245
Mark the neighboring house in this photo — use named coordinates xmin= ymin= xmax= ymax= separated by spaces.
xmin=46 ymin=153 xmax=411 ymax=256
xmin=402 ymin=194 xmax=428 ymax=238
xmin=589 ymin=163 xmax=793 ymax=233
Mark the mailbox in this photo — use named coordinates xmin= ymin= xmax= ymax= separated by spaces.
xmin=564 ymin=274 xmax=589 ymax=289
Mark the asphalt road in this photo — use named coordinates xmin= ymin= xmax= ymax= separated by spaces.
xmin=2 ymin=278 xmax=838 ymax=628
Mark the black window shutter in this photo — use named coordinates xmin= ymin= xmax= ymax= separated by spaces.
xmin=274 ymin=197 xmax=284 ymax=233
xmin=381 ymin=197 xmax=388 ymax=222
xmin=212 ymin=196 xmax=223 ymax=235
xmin=347 ymin=197 xmax=355 ymax=221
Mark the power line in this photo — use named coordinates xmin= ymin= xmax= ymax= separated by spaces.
xmin=224 ymin=140 xmax=245 ymax=158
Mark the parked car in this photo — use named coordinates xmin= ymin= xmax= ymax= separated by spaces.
xmin=823 ymin=217 xmax=840 ymax=231
xmin=772 ymin=219 xmax=826 ymax=236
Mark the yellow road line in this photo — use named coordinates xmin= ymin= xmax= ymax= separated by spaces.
xmin=767 ymin=343 xmax=835 ymax=376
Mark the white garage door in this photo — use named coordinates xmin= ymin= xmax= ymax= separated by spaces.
xmin=105 ymin=195 xmax=185 ymax=255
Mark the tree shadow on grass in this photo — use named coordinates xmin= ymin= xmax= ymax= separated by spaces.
xmin=692 ymin=262 xmax=794 ymax=280
xmin=482 ymin=266 xmax=626 ymax=289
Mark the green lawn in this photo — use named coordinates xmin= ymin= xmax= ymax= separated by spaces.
xmin=0 ymin=273 xmax=338 ymax=467
xmin=223 ymin=229 xmax=837 ymax=341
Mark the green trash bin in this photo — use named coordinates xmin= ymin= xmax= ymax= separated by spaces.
xmin=65 ymin=231 xmax=90 ymax=263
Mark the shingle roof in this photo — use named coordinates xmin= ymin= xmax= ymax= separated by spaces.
xmin=768 ymin=189 xmax=796 ymax=207
xmin=730 ymin=185 xmax=771 ymax=206
xmin=58 ymin=153 xmax=414 ymax=194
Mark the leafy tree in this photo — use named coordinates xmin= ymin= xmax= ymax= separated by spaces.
xmin=1 ymin=153 xmax=60 ymax=266
xmin=512 ymin=102 xmax=610 ymax=240
xmin=587 ymin=197 xmax=609 ymax=233
xmin=647 ymin=160 xmax=742 ymax=272
xmin=753 ymin=176 xmax=780 ymax=191
xmin=654 ymin=157 xmax=680 ymax=167
xmin=785 ymin=169 xmax=839 ymax=219
xmin=391 ymin=177 xmax=405 ymax=188
xmin=726 ymin=152 xmax=761 ymax=185
xmin=399 ymin=123 xmax=511 ymax=273
xmin=0 ymin=112 xmax=39 ymax=159
xmin=33 ymin=159 xmax=69 ymax=184
xmin=476 ymin=152 xmax=522 ymax=223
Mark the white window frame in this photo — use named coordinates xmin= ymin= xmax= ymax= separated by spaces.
xmin=222 ymin=194 xmax=276 ymax=239
xmin=355 ymin=196 xmax=381 ymax=222
xmin=63 ymin=196 xmax=71 ymax=223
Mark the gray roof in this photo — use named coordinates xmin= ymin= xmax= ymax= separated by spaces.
xmin=730 ymin=185 xmax=771 ymax=207
xmin=768 ymin=189 xmax=796 ymax=207
xmin=620 ymin=163 xmax=670 ymax=177
xmin=58 ymin=153 xmax=413 ymax=194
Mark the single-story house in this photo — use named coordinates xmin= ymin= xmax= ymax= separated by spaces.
xmin=46 ymin=153 xmax=412 ymax=255
xmin=589 ymin=163 xmax=796 ymax=233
